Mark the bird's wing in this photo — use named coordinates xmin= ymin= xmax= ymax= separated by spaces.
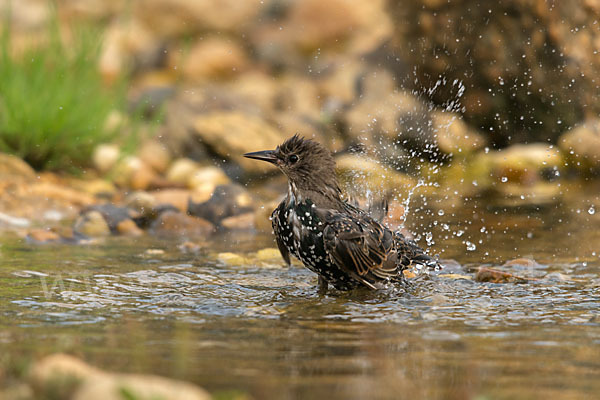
xmin=271 ymin=205 xmax=291 ymax=266
xmin=322 ymin=210 xmax=398 ymax=287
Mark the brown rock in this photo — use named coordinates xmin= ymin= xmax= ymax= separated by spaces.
xmin=29 ymin=353 xmax=210 ymax=400
xmin=112 ymin=156 xmax=158 ymax=190
xmin=559 ymin=119 xmax=600 ymax=173
xmin=133 ymin=0 xmax=264 ymax=36
xmin=336 ymin=154 xmax=416 ymax=194
xmin=74 ymin=211 xmax=111 ymax=237
xmin=73 ymin=373 xmax=211 ymax=400
xmin=151 ymin=210 xmax=214 ymax=237
xmin=188 ymin=166 xmax=231 ymax=195
xmin=475 ymin=267 xmax=529 ymax=283
xmin=26 ymin=229 xmax=61 ymax=243
xmin=0 ymin=152 xmax=36 ymax=181
xmin=432 ymin=111 xmax=486 ymax=156
xmin=166 ymin=158 xmax=203 ymax=186
xmin=178 ymin=37 xmax=248 ymax=81
xmin=228 ymin=71 xmax=278 ymax=111
xmin=192 ymin=112 xmax=288 ymax=174
xmin=220 ymin=212 xmax=255 ymax=230
xmin=116 ymin=219 xmax=144 ymax=236
xmin=92 ymin=144 xmax=120 ymax=174
xmin=392 ymin=0 xmax=600 ymax=145
xmin=138 ymin=140 xmax=172 ymax=173
xmin=29 ymin=354 xmax=105 ymax=399
xmin=152 ymin=189 xmax=194 ymax=212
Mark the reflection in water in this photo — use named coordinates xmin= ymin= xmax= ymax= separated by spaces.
xmin=1 ymin=193 xmax=600 ymax=399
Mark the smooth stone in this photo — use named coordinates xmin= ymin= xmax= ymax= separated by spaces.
xmin=166 ymin=158 xmax=203 ymax=186
xmin=559 ymin=119 xmax=600 ymax=172
xmin=116 ymin=219 xmax=144 ymax=236
xmin=73 ymin=211 xmax=111 ymax=237
xmin=178 ymin=37 xmax=248 ymax=81
xmin=151 ymin=210 xmax=214 ymax=237
xmin=92 ymin=144 xmax=120 ymax=174
xmin=138 ymin=140 xmax=172 ymax=173
xmin=220 ymin=212 xmax=256 ymax=230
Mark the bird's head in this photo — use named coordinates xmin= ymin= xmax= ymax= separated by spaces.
xmin=244 ymin=135 xmax=341 ymax=197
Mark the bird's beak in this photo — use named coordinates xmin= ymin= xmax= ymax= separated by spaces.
xmin=243 ymin=150 xmax=278 ymax=164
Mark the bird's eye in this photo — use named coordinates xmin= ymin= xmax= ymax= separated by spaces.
xmin=289 ymin=154 xmax=299 ymax=164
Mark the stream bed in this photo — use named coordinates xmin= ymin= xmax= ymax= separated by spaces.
xmin=1 ymin=191 xmax=600 ymax=399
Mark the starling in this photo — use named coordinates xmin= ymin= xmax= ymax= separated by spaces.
xmin=244 ymin=135 xmax=438 ymax=291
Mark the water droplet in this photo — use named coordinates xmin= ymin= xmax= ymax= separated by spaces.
xmin=588 ymin=206 xmax=595 ymax=215
xmin=501 ymin=176 xmax=508 ymax=183
xmin=465 ymin=241 xmax=476 ymax=251
xmin=437 ymin=210 xmax=445 ymax=216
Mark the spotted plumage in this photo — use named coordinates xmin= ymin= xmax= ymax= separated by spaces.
xmin=244 ymin=135 xmax=438 ymax=291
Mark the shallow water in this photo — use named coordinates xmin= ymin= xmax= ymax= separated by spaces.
xmin=1 ymin=190 xmax=600 ymax=399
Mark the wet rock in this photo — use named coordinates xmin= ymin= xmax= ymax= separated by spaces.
xmin=116 ymin=219 xmax=144 ymax=236
xmin=192 ymin=111 xmax=288 ymax=174
xmin=166 ymin=158 xmax=203 ymax=186
xmin=431 ymin=111 xmax=486 ymax=156
xmin=220 ymin=212 xmax=256 ymax=231
xmin=26 ymin=228 xmax=62 ymax=243
xmin=92 ymin=144 xmax=120 ymax=174
xmin=178 ymin=241 xmax=203 ymax=253
xmin=83 ymin=204 xmax=141 ymax=234
xmin=177 ymin=37 xmax=248 ymax=81
xmin=138 ymin=139 xmax=172 ymax=174
xmin=188 ymin=166 xmax=231 ymax=195
xmin=188 ymin=184 xmax=254 ymax=226
xmin=0 ymin=152 xmax=36 ymax=181
xmin=559 ymin=119 xmax=600 ymax=174
xmin=216 ymin=252 xmax=248 ymax=266
xmin=491 ymin=144 xmax=563 ymax=184
xmin=475 ymin=267 xmax=528 ymax=284
xmin=73 ymin=210 xmax=111 ymax=237
xmin=151 ymin=210 xmax=214 ymax=237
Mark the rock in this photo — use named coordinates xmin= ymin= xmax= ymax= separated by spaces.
xmin=116 ymin=219 xmax=144 ymax=236
xmin=151 ymin=189 xmax=194 ymax=212
xmin=392 ymin=1 xmax=600 ymax=146
xmin=188 ymin=184 xmax=254 ymax=226
xmin=112 ymin=156 xmax=158 ymax=190
xmin=188 ymin=166 xmax=231 ymax=195
xmin=178 ymin=37 xmax=248 ymax=81
xmin=29 ymin=354 xmax=104 ymax=399
xmin=220 ymin=212 xmax=255 ymax=230
xmin=559 ymin=119 xmax=600 ymax=174
xmin=227 ymin=71 xmax=278 ymax=112
xmin=133 ymin=0 xmax=264 ymax=37
xmin=138 ymin=140 xmax=172 ymax=174
xmin=166 ymin=158 xmax=202 ymax=186
xmin=276 ymin=75 xmax=322 ymax=120
xmin=0 ymin=152 xmax=36 ymax=181
xmin=335 ymin=154 xmax=416 ymax=195
xmin=29 ymin=353 xmax=210 ymax=400
xmin=192 ymin=111 xmax=288 ymax=174
xmin=431 ymin=111 xmax=486 ymax=156
xmin=475 ymin=267 xmax=529 ymax=283
xmin=71 ymin=179 xmax=117 ymax=198
xmin=255 ymin=248 xmax=282 ymax=263
xmin=125 ymin=191 xmax=159 ymax=214
xmin=73 ymin=210 xmax=111 ymax=237
xmin=73 ymin=373 xmax=211 ymax=400
xmin=216 ymin=252 xmax=248 ymax=266
xmin=490 ymin=144 xmax=563 ymax=185
xmin=151 ymin=210 xmax=214 ymax=237
xmin=92 ymin=144 xmax=121 ymax=174
xmin=26 ymin=228 xmax=61 ymax=243
xmin=178 ymin=241 xmax=203 ymax=253
xmin=99 ymin=19 xmax=160 ymax=82
xmin=83 ymin=204 xmax=140 ymax=233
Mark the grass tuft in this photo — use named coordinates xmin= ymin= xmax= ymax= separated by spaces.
xmin=0 ymin=15 xmax=127 ymax=171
